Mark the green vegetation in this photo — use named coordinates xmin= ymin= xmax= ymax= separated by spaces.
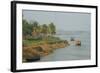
xmin=22 ymin=19 xmax=33 ymax=36
xmin=48 ymin=23 xmax=56 ymax=35
xmin=23 ymin=19 xmax=56 ymax=40
xmin=23 ymin=36 xmax=61 ymax=46
xmin=22 ymin=19 xmax=69 ymax=62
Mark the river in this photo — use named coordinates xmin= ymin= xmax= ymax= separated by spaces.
xmin=39 ymin=31 xmax=91 ymax=62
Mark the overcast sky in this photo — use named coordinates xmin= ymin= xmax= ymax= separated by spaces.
xmin=22 ymin=10 xmax=91 ymax=31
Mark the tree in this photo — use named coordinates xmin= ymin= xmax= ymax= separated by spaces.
xmin=41 ymin=24 xmax=48 ymax=36
xmin=37 ymin=25 xmax=42 ymax=34
xmin=32 ymin=21 xmax=39 ymax=37
xmin=48 ymin=22 xmax=56 ymax=35
xmin=22 ymin=19 xmax=33 ymax=37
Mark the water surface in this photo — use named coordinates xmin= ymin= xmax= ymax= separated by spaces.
xmin=39 ymin=31 xmax=91 ymax=62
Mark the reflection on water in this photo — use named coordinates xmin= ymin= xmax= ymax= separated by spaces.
xmin=39 ymin=31 xmax=91 ymax=62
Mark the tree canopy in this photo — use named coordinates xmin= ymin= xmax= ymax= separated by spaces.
xmin=23 ymin=19 xmax=33 ymax=36
xmin=22 ymin=19 xmax=56 ymax=39
xmin=48 ymin=22 xmax=56 ymax=35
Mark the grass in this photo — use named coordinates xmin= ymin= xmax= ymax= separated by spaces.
xmin=23 ymin=36 xmax=62 ymax=46
xmin=23 ymin=39 xmax=43 ymax=46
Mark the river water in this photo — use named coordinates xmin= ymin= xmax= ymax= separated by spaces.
xmin=39 ymin=31 xmax=91 ymax=62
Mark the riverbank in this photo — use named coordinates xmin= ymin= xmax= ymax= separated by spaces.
xmin=23 ymin=37 xmax=69 ymax=62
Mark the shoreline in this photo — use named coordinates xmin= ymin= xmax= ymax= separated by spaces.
xmin=23 ymin=40 xmax=69 ymax=62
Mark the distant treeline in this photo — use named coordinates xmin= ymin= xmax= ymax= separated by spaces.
xmin=23 ymin=19 xmax=56 ymax=39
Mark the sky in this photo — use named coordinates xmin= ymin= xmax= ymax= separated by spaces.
xmin=22 ymin=10 xmax=91 ymax=31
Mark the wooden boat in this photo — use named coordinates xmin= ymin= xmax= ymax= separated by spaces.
xmin=75 ymin=40 xmax=81 ymax=46
xmin=70 ymin=37 xmax=74 ymax=41
xmin=26 ymin=55 xmax=40 ymax=62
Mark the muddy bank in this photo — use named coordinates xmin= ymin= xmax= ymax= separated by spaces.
xmin=23 ymin=40 xmax=69 ymax=62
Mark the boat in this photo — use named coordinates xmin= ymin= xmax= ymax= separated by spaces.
xmin=70 ymin=37 xmax=74 ymax=41
xmin=26 ymin=55 xmax=40 ymax=62
xmin=75 ymin=40 xmax=81 ymax=46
